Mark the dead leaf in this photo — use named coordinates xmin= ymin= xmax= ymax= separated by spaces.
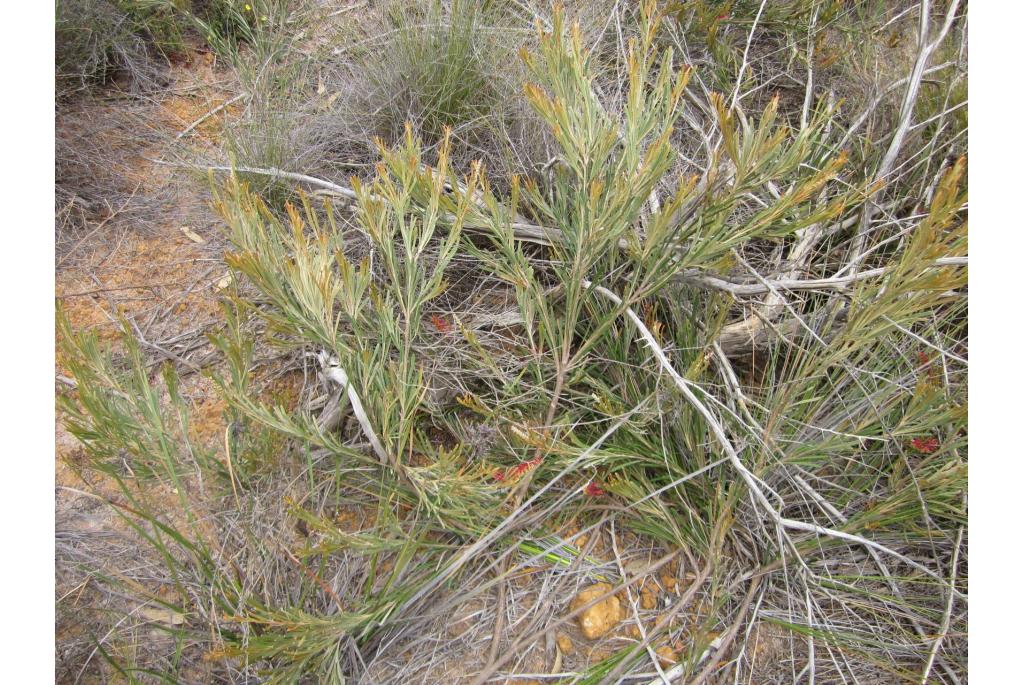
xmin=215 ymin=273 xmax=233 ymax=290
xmin=139 ymin=606 xmax=186 ymax=625
xmin=180 ymin=226 xmax=205 ymax=244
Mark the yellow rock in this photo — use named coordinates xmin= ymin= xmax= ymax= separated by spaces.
xmin=641 ymin=588 xmax=657 ymax=610
xmin=570 ymin=583 xmax=623 ymax=640
xmin=556 ymin=632 xmax=574 ymax=655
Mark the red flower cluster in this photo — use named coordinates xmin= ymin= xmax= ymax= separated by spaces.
xmin=494 ymin=457 xmax=543 ymax=482
xmin=584 ymin=482 xmax=606 ymax=497
xmin=511 ymin=457 xmax=542 ymax=477
xmin=910 ymin=436 xmax=939 ymax=454
xmin=430 ymin=314 xmax=451 ymax=333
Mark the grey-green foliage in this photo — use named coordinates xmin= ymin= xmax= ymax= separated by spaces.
xmin=370 ymin=0 xmax=510 ymax=142
xmin=56 ymin=0 xmax=180 ymax=95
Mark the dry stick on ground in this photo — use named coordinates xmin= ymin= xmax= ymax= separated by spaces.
xmin=721 ymin=248 xmax=835 ymax=362
xmin=693 ymin=257 xmax=966 ymax=296
xmin=484 ymin=558 xmax=510 ymax=673
xmin=836 ymin=61 xmax=956 ymax=152
xmin=583 ymin=280 xmax=962 ymax=596
xmin=920 ymin=526 xmax=964 ymax=684
xmin=315 ymin=389 xmax=349 ymax=433
xmin=175 ymin=92 xmax=248 ymax=140
xmin=730 ymin=0 xmax=769 ymax=109
xmin=125 ymin=317 xmax=203 ymax=373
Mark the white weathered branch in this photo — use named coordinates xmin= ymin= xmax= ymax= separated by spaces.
xmin=694 ymin=256 xmax=966 ymax=297
xmin=849 ymin=0 xmax=963 ymax=273
xmin=317 ymin=352 xmax=389 ymax=466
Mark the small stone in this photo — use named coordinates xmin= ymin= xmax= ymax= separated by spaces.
xmin=656 ymin=645 xmax=679 ymax=668
xmin=641 ymin=588 xmax=657 ymax=610
xmin=626 ymin=624 xmax=642 ymax=639
xmin=660 ymin=573 xmax=677 ymax=590
xmin=570 ymin=583 xmax=623 ymax=640
xmin=556 ymin=632 xmax=574 ymax=655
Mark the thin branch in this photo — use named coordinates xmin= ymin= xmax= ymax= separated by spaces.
xmin=175 ymin=92 xmax=248 ymax=140
xmin=698 ymin=256 xmax=966 ymax=297
xmin=849 ymin=0 xmax=963 ymax=273
xmin=920 ymin=526 xmax=964 ymax=683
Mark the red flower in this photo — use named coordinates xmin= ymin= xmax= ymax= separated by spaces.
xmin=717 ymin=13 xmax=729 ymax=20
xmin=495 ymin=457 xmax=542 ymax=483
xmin=910 ymin=437 xmax=939 ymax=454
xmin=511 ymin=457 xmax=542 ymax=478
xmin=430 ymin=314 xmax=451 ymax=333
xmin=584 ymin=482 xmax=607 ymax=497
